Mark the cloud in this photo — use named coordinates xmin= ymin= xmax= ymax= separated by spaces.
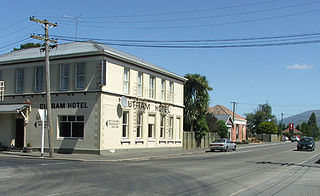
xmin=286 ymin=64 xmax=314 ymax=70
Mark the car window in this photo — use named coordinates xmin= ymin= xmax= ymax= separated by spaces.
xmin=214 ymin=139 xmax=225 ymax=143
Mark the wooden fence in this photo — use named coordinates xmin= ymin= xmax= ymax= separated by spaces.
xmin=183 ymin=132 xmax=218 ymax=149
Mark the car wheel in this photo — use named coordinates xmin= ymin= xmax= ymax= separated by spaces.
xmin=297 ymin=148 xmax=300 ymax=151
xmin=233 ymin=146 xmax=236 ymax=151
xmin=210 ymin=149 xmax=214 ymax=152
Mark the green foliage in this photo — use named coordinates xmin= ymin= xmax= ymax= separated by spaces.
xmin=206 ymin=112 xmax=218 ymax=132
xmin=245 ymin=102 xmax=276 ymax=134
xmin=256 ymin=121 xmax=278 ymax=134
xmin=215 ymin=120 xmax=228 ymax=138
xmin=301 ymin=122 xmax=310 ymax=136
xmin=13 ymin=43 xmax=41 ymax=51
xmin=194 ymin=114 xmax=209 ymax=140
xmin=308 ymin=112 xmax=319 ymax=138
xmin=184 ymin=73 xmax=212 ymax=140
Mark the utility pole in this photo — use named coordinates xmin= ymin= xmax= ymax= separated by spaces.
xmin=30 ymin=16 xmax=57 ymax=158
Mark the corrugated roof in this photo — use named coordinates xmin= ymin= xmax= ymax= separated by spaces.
xmin=0 ymin=41 xmax=187 ymax=82
xmin=208 ymin=105 xmax=246 ymax=121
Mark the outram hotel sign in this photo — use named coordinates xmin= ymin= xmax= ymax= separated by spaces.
xmin=127 ymin=100 xmax=170 ymax=114
xmin=39 ymin=102 xmax=88 ymax=109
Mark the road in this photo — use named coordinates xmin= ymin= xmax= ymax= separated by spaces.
xmin=0 ymin=142 xmax=319 ymax=196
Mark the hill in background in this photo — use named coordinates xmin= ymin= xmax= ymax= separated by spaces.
xmin=282 ymin=110 xmax=320 ymax=126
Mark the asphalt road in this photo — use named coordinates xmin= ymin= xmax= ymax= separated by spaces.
xmin=0 ymin=142 xmax=319 ymax=196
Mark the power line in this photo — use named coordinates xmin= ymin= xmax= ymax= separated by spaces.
xmin=79 ymin=1 xmax=320 ymax=24
xmin=0 ymin=37 xmax=33 ymax=52
xmin=76 ymin=8 xmax=320 ymax=30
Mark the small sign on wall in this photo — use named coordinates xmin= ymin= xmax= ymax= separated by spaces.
xmin=106 ymin=120 xmax=120 ymax=128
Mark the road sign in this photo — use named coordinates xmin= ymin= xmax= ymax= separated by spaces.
xmin=289 ymin=123 xmax=294 ymax=130
xmin=38 ymin=109 xmax=47 ymax=157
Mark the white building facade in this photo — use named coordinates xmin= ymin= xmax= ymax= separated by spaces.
xmin=0 ymin=42 xmax=186 ymax=154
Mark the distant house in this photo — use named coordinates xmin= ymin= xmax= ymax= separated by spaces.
xmin=208 ymin=105 xmax=247 ymax=142
xmin=282 ymin=128 xmax=302 ymax=135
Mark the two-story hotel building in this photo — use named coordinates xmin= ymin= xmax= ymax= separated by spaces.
xmin=0 ymin=42 xmax=187 ymax=154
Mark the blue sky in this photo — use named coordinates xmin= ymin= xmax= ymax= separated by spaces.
xmin=1 ymin=0 xmax=320 ymax=121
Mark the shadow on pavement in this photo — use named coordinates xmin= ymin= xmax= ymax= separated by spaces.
xmin=246 ymin=160 xmax=320 ymax=169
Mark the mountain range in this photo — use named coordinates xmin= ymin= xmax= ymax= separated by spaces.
xmin=282 ymin=110 xmax=320 ymax=126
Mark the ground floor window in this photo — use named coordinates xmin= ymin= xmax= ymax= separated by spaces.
xmin=59 ymin=115 xmax=84 ymax=138
xmin=160 ymin=114 xmax=165 ymax=138
xmin=136 ymin=112 xmax=143 ymax=138
xmin=168 ymin=116 xmax=173 ymax=139
xmin=148 ymin=114 xmax=155 ymax=138
xmin=176 ymin=117 xmax=181 ymax=140
xmin=122 ymin=111 xmax=129 ymax=138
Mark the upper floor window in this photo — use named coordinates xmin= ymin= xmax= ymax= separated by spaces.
xmin=161 ymin=79 xmax=166 ymax=101
xmin=16 ymin=68 xmax=24 ymax=93
xmin=60 ymin=64 xmax=69 ymax=90
xmin=35 ymin=66 xmax=44 ymax=92
xmin=168 ymin=81 xmax=174 ymax=102
xmin=123 ymin=68 xmax=129 ymax=94
xmin=149 ymin=76 xmax=155 ymax=99
xmin=137 ymin=72 xmax=143 ymax=97
xmin=75 ymin=63 xmax=85 ymax=90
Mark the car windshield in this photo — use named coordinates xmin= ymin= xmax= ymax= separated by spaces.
xmin=214 ymin=139 xmax=225 ymax=143
xmin=301 ymin=138 xmax=312 ymax=142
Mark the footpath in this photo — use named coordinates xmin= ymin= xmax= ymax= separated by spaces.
xmin=0 ymin=142 xmax=285 ymax=162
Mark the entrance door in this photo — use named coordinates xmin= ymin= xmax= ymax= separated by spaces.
xmin=15 ymin=119 xmax=24 ymax=148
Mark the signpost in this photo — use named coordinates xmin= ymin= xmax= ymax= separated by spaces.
xmin=289 ymin=123 xmax=294 ymax=136
xmin=38 ymin=109 xmax=47 ymax=157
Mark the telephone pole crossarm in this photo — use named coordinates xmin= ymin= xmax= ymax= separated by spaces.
xmin=30 ymin=34 xmax=57 ymax=43
xmin=30 ymin=16 xmax=57 ymax=27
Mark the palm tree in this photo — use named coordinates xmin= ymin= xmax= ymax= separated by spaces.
xmin=184 ymin=73 xmax=212 ymax=143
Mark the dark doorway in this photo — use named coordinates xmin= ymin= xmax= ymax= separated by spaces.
xmin=15 ymin=119 xmax=24 ymax=148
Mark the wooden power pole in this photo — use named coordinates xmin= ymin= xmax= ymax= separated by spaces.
xmin=30 ymin=16 xmax=57 ymax=158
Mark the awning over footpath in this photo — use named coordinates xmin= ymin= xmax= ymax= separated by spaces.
xmin=0 ymin=104 xmax=28 ymax=114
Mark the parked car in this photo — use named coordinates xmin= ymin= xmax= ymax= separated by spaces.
xmin=209 ymin=138 xmax=236 ymax=152
xmin=291 ymin=135 xmax=300 ymax=142
xmin=297 ymin=137 xmax=315 ymax=151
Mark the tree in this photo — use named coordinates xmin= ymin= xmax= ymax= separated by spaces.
xmin=308 ymin=113 xmax=319 ymax=138
xmin=13 ymin=43 xmax=41 ymax=51
xmin=206 ymin=112 xmax=218 ymax=132
xmin=215 ymin=120 xmax=228 ymax=138
xmin=301 ymin=122 xmax=310 ymax=136
xmin=184 ymin=73 xmax=212 ymax=144
xmin=256 ymin=121 xmax=278 ymax=134
xmin=245 ymin=102 xmax=276 ymax=134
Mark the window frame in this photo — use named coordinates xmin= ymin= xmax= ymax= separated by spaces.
xmin=137 ymin=72 xmax=143 ymax=97
xmin=160 ymin=114 xmax=166 ymax=139
xmin=123 ymin=67 xmax=129 ymax=94
xmin=16 ymin=68 xmax=24 ymax=94
xmin=149 ymin=76 xmax=155 ymax=99
xmin=148 ymin=114 xmax=155 ymax=139
xmin=60 ymin=64 xmax=69 ymax=91
xmin=168 ymin=116 xmax=174 ymax=139
xmin=75 ymin=63 xmax=85 ymax=90
xmin=58 ymin=115 xmax=84 ymax=139
xmin=168 ymin=81 xmax=174 ymax=102
xmin=136 ymin=111 xmax=143 ymax=138
xmin=122 ymin=111 xmax=129 ymax=138
xmin=34 ymin=66 xmax=44 ymax=92
xmin=161 ymin=79 xmax=166 ymax=101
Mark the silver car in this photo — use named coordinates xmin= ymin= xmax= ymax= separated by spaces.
xmin=209 ymin=138 xmax=236 ymax=152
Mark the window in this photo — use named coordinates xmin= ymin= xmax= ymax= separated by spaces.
xmin=236 ymin=125 xmax=239 ymax=140
xmin=123 ymin=67 xmax=129 ymax=94
xmin=0 ymin=70 xmax=2 ymax=81
xmin=35 ymin=66 xmax=44 ymax=92
xmin=148 ymin=114 xmax=155 ymax=138
xmin=59 ymin=116 xmax=84 ymax=138
xmin=160 ymin=115 xmax=166 ymax=138
xmin=60 ymin=64 xmax=69 ymax=90
xmin=176 ymin=117 xmax=181 ymax=140
xmin=149 ymin=76 xmax=155 ymax=99
xmin=16 ymin=68 xmax=24 ymax=93
xmin=136 ymin=112 xmax=143 ymax=138
xmin=161 ymin=79 xmax=166 ymax=101
xmin=168 ymin=117 xmax=173 ymax=139
xmin=168 ymin=81 xmax=174 ymax=102
xmin=137 ymin=72 xmax=143 ymax=97
xmin=75 ymin=63 xmax=85 ymax=90
xmin=122 ymin=111 xmax=129 ymax=138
